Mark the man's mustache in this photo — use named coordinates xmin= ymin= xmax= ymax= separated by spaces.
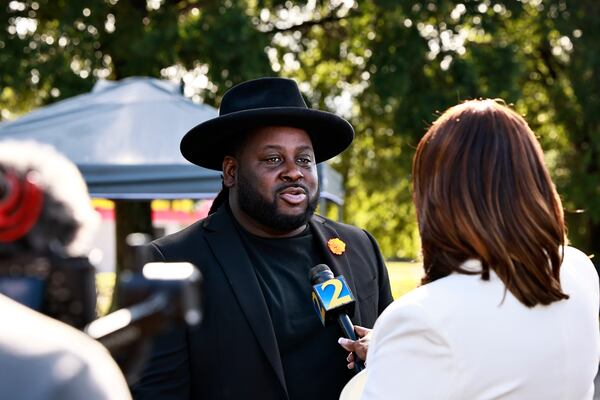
xmin=274 ymin=183 xmax=311 ymax=195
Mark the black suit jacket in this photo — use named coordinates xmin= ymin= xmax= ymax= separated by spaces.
xmin=132 ymin=207 xmax=393 ymax=399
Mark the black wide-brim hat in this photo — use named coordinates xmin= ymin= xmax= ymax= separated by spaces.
xmin=181 ymin=77 xmax=355 ymax=170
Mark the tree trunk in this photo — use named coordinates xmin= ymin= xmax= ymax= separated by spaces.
xmin=111 ymin=200 xmax=153 ymax=310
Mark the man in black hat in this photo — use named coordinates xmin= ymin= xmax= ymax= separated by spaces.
xmin=132 ymin=77 xmax=393 ymax=400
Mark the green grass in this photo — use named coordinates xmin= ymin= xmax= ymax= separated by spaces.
xmin=386 ymin=261 xmax=423 ymax=299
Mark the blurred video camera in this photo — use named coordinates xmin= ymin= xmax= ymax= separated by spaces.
xmin=0 ymin=253 xmax=97 ymax=329
xmin=0 ymin=233 xmax=202 ymax=383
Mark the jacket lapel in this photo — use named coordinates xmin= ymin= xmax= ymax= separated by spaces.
xmin=309 ymin=215 xmax=363 ymax=324
xmin=203 ymin=208 xmax=288 ymax=397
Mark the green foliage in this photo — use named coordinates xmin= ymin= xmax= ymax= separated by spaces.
xmin=1 ymin=0 xmax=598 ymax=260
xmin=267 ymin=0 xmax=599 ymax=259
xmin=0 ymin=0 xmax=272 ymax=115
xmin=387 ymin=261 xmax=423 ymax=299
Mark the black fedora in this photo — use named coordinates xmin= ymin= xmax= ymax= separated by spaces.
xmin=180 ymin=77 xmax=355 ymax=170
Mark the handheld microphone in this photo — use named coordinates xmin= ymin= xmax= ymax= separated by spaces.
xmin=309 ymin=264 xmax=365 ymax=372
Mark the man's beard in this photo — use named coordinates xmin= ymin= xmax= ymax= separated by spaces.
xmin=236 ymin=170 xmax=319 ymax=232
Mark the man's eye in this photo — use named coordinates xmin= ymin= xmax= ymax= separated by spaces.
xmin=265 ymin=156 xmax=281 ymax=164
xmin=297 ymin=157 xmax=312 ymax=165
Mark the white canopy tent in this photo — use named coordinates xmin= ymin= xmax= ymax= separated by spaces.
xmin=0 ymin=76 xmax=345 ymax=205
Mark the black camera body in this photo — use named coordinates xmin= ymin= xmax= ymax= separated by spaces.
xmin=0 ymin=253 xmax=97 ymax=330
xmin=0 ymin=247 xmax=202 ymax=384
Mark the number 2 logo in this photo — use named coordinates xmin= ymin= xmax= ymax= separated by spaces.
xmin=321 ymin=279 xmax=352 ymax=308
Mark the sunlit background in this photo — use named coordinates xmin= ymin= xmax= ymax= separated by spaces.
xmin=1 ymin=1 xmax=598 ymax=301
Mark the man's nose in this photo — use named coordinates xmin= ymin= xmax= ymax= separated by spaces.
xmin=281 ymin=160 xmax=304 ymax=181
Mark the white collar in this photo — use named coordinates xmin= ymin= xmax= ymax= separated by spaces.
xmin=460 ymin=258 xmax=484 ymax=273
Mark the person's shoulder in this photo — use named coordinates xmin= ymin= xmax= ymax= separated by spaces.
xmin=563 ymin=246 xmax=595 ymax=267
xmin=1 ymin=294 xmax=108 ymax=357
xmin=311 ymin=215 xmax=383 ymax=256
xmin=153 ymin=218 xmax=206 ymax=248
xmin=0 ymin=295 xmax=131 ymax=399
xmin=382 ymin=273 xmax=474 ymax=322
xmin=370 ymin=284 xmax=442 ymax=341
xmin=312 ymin=214 xmax=370 ymax=237
xmin=388 ymin=279 xmax=443 ymax=309
xmin=561 ymin=246 xmax=598 ymax=290
xmin=150 ymin=207 xmax=239 ymax=262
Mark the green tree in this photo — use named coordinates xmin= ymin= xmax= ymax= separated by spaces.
xmin=262 ymin=0 xmax=599 ymax=261
xmin=0 ymin=0 xmax=273 ymax=113
xmin=1 ymin=0 xmax=598 ymax=262
xmin=536 ymin=0 xmax=600 ymax=258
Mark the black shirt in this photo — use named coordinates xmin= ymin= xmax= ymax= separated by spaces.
xmin=235 ymin=222 xmax=353 ymax=400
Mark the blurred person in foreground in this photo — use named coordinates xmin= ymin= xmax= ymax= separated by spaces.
xmin=0 ymin=140 xmax=131 ymax=400
xmin=132 ymin=77 xmax=393 ymax=399
xmin=341 ymin=99 xmax=600 ymax=399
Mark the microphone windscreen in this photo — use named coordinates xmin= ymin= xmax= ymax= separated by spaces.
xmin=309 ymin=263 xmax=334 ymax=285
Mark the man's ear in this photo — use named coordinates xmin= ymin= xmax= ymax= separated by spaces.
xmin=222 ymin=156 xmax=237 ymax=188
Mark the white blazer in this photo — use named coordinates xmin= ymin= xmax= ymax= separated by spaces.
xmin=343 ymin=246 xmax=600 ymax=400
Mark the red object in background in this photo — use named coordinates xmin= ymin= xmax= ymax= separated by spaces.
xmin=94 ymin=199 xmax=213 ymax=225
xmin=0 ymin=170 xmax=45 ymax=242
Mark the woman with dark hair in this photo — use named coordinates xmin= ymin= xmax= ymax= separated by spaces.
xmin=341 ymin=100 xmax=599 ymax=399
